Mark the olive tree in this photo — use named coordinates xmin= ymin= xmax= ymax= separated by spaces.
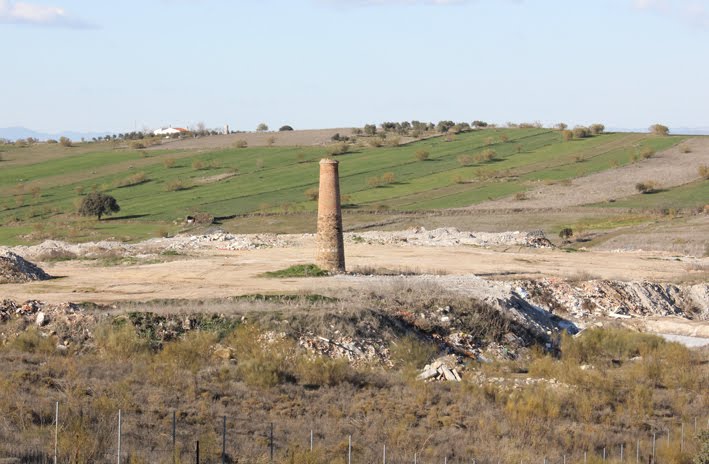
xmin=78 ymin=192 xmax=120 ymax=220
xmin=256 ymin=123 xmax=269 ymax=132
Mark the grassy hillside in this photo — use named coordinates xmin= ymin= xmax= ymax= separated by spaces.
xmin=0 ymin=130 xmax=685 ymax=244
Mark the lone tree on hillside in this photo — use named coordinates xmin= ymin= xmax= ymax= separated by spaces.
xmin=78 ymin=192 xmax=120 ymax=220
xmin=279 ymin=125 xmax=294 ymax=131
xmin=256 ymin=123 xmax=269 ymax=132
xmin=649 ymin=124 xmax=669 ymax=136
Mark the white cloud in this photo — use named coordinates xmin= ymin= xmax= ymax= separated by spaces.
xmin=0 ymin=0 xmax=94 ymax=28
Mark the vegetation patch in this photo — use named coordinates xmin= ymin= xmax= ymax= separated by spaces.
xmin=261 ymin=264 xmax=329 ymax=278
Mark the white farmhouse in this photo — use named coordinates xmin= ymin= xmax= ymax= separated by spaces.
xmin=153 ymin=127 xmax=188 ymax=136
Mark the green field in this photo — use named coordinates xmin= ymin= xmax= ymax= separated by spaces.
xmin=0 ymin=130 xmax=686 ymax=244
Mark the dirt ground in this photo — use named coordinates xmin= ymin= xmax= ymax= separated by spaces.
xmin=149 ymin=128 xmax=368 ymax=150
xmin=2 ymin=239 xmax=705 ymax=305
xmin=470 ymin=137 xmax=707 ymax=210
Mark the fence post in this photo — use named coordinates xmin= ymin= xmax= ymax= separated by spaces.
xmin=348 ymin=435 xmax=351 ymax=464
xmin=270 ymin=422 xmax=274 ymax=464
xmin=310 ymin=429 xmax=313 ymax=452
xmin=652 ymin=433 xmax=656 ymax=460
xmin=222 ymin=415 xmax=226 ymax=464
xmin=195 ymin=440 xmax=199 ymax=464
xmin=681 ymin=422 xmax=684 ymax=452
xmin=621 ymin=443 xmax=624 ymax=462
xmin=117 ymin=409 xmax=122 ymax=464
xmin=54 ymin=401 xmax=59 ymax=464
xmin=603 ymin=448 xmax=606 ymax=461
xmin=636 ymin=439 xmax=639 ymax=464
xmin=383 ymin=444 xmax=386 ymax=464
xmin=173 ymin=411 xmax=177 ymax=464
xmin=584 ymin=451 xmax=587 ymax=464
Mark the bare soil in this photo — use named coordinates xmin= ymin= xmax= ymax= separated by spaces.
xmin=470 ymin=137 xmax=708 ymax=210
xmin=2 ymin=238 xmax=705 ymax=305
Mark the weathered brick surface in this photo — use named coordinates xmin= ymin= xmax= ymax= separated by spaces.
xmin=316 ymin=159 xmax=345 ymax=272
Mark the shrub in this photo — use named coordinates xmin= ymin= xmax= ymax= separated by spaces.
xmin=165 ymin=179 xmax=190 ymax=191
xmin=635 ymin=181 xmax=659 ymax=194
xmin=699 ymin=165 xmax=709 ymax=179
xmin=266 ymin=136 xmax=276 ymax=147
xmin=381 ymin=172 xmax=396 ymax=184
xmin=457 ymin=155 xmax=474 ymax=166
xmin=46 ymin=138 xmax=58 ymax=144
xmin=95 ymin=321 xmax=149 ymax=360
xmin=514 ymin=192 xmax=528 ymax=201
xmin=327 ymin=142 xmax=349 ymax=156
xmin=163 ymin=158 xmax=176 ymax=168
xmin=367 ymin=138 xmax=383 ymax=148
xmin=476 ymin=149 xmax=496 ymax=162
xmin=279 ymin=125 xmax=293 ymax=131
xmin=499 ymin=134 xmax=509 ymax=143
xmin=390 ymin=336 xmax=438 ymax=370
xmin=78 ymin=192 xmax=120 ymax=220
xmin=256 ymin=123 xmax=268 ymax=132
xmin=116 ymin=172 xmax=147 ymax=188
xmin=415 ymin=149 xmax=430 ymax=161
xmin=639 ymin=147 xmax=655 ymax=159
xmin=559 ymin=228 xmax=573 ymax=241
xmin=255 ymin=159 xmax=264 ymax=170
xmin=367 ymin=176 xmax=383 ymax=188
xmin=649 ymin=123 xmax=669 ymax=136
xmin=59 ymin=136 xmax=73 ymax=147
xmin=681 ymin=145 xmax=692 ymax=153
xmin=573 ymin=126 xmax=590 ymax=139
xmin=562 ymin=130 xmax=573 ymax=142
xmin=234 ymin=139 xmax=248 ymax=148
xmin=191 ymin=159 xmax=205 ymax=170
xmin=304 ymin=187 xmax=319 ymax=201
xmin=363 ymin=124 xmax=377 ymax=136
xmin=130 ymin=141 xmax=145 ymax=149
xmin=452 ymin=175 xmax=465 ymax=184
xmin=386 ymin=135 xmax=401 ymax=147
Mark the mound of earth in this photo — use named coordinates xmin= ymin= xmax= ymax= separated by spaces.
xmin=0 ymin=250 xmax=51 ymax=284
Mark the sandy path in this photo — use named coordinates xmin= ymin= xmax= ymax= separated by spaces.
xmin=470 ymin=137 xmax=707 ymax=210
xmin=1 ymin=243 xmax=702 ymax=304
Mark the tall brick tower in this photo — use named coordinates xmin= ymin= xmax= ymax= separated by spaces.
xmin=316 ymin=158 xmax=345 ymax=272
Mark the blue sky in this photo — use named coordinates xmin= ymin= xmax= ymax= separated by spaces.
xmin=1 ymin=0 xmax=708 ymax=133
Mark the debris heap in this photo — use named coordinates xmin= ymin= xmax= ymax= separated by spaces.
xmin=0 ymin=250 xmax=51 ymax=284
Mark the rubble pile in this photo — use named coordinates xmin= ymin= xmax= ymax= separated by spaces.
xmin=0 ymin=250 xmax=51 ymax=284
xmin=516 ymin=278 xmax=709 ymax=320
xmin=418 ymin=355 xmax=463 ymax=382
xmin=346 ymin=227 xmax=553 ymax=249
xmin=299 ymin=335 xmax=390 ymax=366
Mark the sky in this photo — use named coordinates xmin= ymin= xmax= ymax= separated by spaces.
xmin=1 ymin=0 xmax=708 ymax=133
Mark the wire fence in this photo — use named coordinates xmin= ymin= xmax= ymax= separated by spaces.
xmin=1 ymin=403 xmax=706 ymax=464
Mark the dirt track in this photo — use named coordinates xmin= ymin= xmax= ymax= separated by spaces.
xmin=2 ymin=240 xmax=704 ymax=304
xmin=470 ymin=137 xmax=708 ymax=210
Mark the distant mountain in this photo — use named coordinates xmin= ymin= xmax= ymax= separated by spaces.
xmin=0 ymin=126 xmax=110 ymax=141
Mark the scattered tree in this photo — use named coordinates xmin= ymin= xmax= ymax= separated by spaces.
xmin=572 ymin=126 xmax=590 ymax=139
xmin=256 ymin=123 xmax=269 ymax=132
xmin=589 ymin=123 xmax=605 ymax=135
xmin=59 ymin=136 xmax=73 ymax=147
xmin=649 ymin=124 xmax=669 ymax=136
xmin=78 ymin=192 xmax=120 ymax=220
xmin=554 ymin=123 xmax=568 ymax=131
xmin=363 ymin=124 xmax=377 ymax=136
xmin=279 ymin=125 xmax=294 ymax=131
